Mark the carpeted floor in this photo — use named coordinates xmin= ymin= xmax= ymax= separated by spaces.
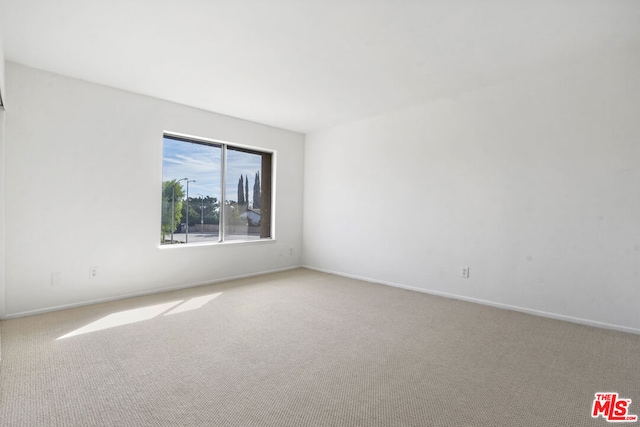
xmin=0 ymin=268 xmax=639 ymax=426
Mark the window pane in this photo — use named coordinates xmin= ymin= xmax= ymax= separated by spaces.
xmin=223 ymin=147 xmax=272 ymax=241
xmin=161 ymin=137 xmax=222 ymax=244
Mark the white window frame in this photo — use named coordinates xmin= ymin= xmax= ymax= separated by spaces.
xmin=160 ymin=131 xmax=276 ymax=246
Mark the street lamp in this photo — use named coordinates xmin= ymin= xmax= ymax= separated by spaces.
xmin=197 ymin=193 xmax=205 ymax=229
xmin=185 ymin=179 xmax=196 ymax=243
xmin=171 ymin=177 xmax=188 ymax=244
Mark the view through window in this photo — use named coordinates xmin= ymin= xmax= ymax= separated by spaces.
xmin=161 ymin=134 xmax=272 ymax=244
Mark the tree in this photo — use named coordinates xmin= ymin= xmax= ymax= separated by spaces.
xmin=224 ymin=202 xmax=244 ymax=225
xmin=202 ymin=196 xmax=220 ymax=225
xmin=245 ymin=174 xmax=249 ymax=207
xmin=237 ymin=176 xmax=245 ymax=205
xmin=181 ymin=195 xmax=220 ymax=226
xmin=161 ymin=180 xmax=185 ymax=242
xmin=181 ymin=197 xmax=200 ymax=226
xmin=253 ymin=171 xmax=261 ymax=209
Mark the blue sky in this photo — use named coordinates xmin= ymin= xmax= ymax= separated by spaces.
xmin=162 ymin=137 xmax=262 ymax=204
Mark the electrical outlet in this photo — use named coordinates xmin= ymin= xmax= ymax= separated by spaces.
xmin=90 ymin=266 xmax=98 ymax=279
xmin=289 ymin=247 xmax=294 ymax=256
xmin=461 ymin=266 xmax=470 ymax=279
xmin=51 ymin=271 xmax=62 ymax=286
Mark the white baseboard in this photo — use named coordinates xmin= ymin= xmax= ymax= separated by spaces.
xmin=302 ymin=265 xmax=640 ymax=336
xmin=3 ymin=266 xmax=301 ymax=319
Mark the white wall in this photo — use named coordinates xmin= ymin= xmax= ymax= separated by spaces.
xmin=303 ymin=51 xmax=640 ymax=333
xmin=4 ymin=63 xmax=304 ymax=317
xmin=0 ymin=31 xmax=4 ymax=104
xmin=0 ymin=33 xmax=6 ymax=361
xmin=0 ymin=108 xmax=4 ymax=362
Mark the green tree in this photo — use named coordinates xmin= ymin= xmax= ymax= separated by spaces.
xmin=245 ymin=174 xmax=249 ymax=207
xmin=203 ymin=196 xmax=220 ymax=224
xmin=182 ymin=196 xmax=221 ymax=226
xmin=224 ymin=201 xmax=244 ymax=225
xmin=161 ymin=180 xmax=185 ymax=242
xmin=253 ymin=171 xmax=261 ymax=209
xmin=181 ymin=197 xmax=200 ymax=226
xmin=237 ymin=176 xmax=245 ymax=205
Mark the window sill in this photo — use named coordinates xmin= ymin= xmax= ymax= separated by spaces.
xmin=158 ymin=238 xmax=275 ymax=249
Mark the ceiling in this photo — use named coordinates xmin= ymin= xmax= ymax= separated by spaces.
xmin=1 ymin=0 xmax=639 ymax=133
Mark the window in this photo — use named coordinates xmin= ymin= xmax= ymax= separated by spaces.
xmin=161 ymin=134 xmax=273 ymax=245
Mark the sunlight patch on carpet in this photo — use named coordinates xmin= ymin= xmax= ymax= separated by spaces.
xmin=57 ymin=292 xmax=222 ymax=339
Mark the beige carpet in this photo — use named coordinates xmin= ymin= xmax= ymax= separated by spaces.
xmin=0 ymin=268 xmax=638 ymax=426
